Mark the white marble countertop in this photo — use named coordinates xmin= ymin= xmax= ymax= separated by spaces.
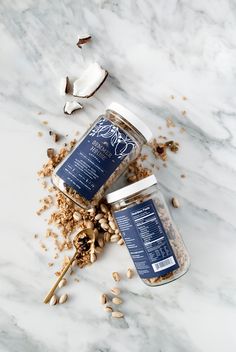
xmin=1 ymin=1 xmax=236 ymax=351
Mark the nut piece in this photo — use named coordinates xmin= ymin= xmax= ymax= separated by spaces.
xmin=95 ymin=246 xmax=103 ymax=254
xmin=95 ymin=213 xmax=103 ymax=220
xmin=117 ymin=238 xmax=124 ymax=245
xmin=104 ymin=305 xmax=113 ymax=313
xmin=76 ymin=34 xmax=92 ymax=48
xmin=112 ymin=297 xmax=122 ymax=305
xmin=47 ymin=148 xmax=55 ymax=159
xmin=73 ymin=211 xmax=82 ymax=221
xmin=112 ymin=272 xmax=120 ymax=282
xmin=60 ymin=76 xmax=69 ymax=96
xmin=100 ymin=203 xmax=108 ymax=213
xmin=171 ymin=197 xmax=180 ymax=208
xmin=104 ymin=232 xmax=111 ymax=243
xmin=110 ymin=235 xmax=120 ymax=243
xmin=59 ymin=293 xmax=68 ymax=304
xmin=64 ymin=101 xmax=83 ymax=115
xmin=90 ymin=252 xmax=97 ymax=263
xmin=49 ymin=130 xmax=59 ymax=142
xmin=49 ymin=294 xmax=58 ymax=306
xmin=127 ymin=268 xmax=133 ymax=279
xmin=110 ymin=287 xmax=120 ymax=296
xmin=73 ymin=62 xmax=108 ymax=98
xmin=112 ymin=311 xmax=124 ymax=319
xmin=58 ymin=277 xmax=67 ymax=288
xmin=100 ymin=293 xmax=108 ymax=305
xmin=98 ymin=238 xmax=104 ymax=248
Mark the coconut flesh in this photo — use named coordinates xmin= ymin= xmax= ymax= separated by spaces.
xmin=73 ymin=63 xmax=108 ymax=98
xmin=64 ymin=101 xmax=83 ymax=115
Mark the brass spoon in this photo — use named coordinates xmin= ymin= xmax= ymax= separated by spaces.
xmin=43 ymin=228 xmax=95 ymax=304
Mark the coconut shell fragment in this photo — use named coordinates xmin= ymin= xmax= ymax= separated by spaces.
xmin=60 ymin=76 xmax=69 ymax=96
xmin=64 ymin=101 xmax=83 ymax=115
xmin=76 ymin=34 xmax=92 ymax=48
xmin=73 ymin=62 xmax=108 ymax=98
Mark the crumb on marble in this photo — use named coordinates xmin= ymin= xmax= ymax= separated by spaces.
xmin=180 ymin=174 xmax=186 ymax=178
xmin=42 ymin=120 xmax=48 ymax=125
xmin=41 ymin=181 xmax=47 ymax=189
xmin=181 ymin=110 xmax=187 ymax=116
xmin=40 ymin=242 xmax=47 ymax=251
xmin=179 ymin=127 xmax=186 ymax=133
xmin=182 ymin=96 xmax=187 ymax=100
xmin=37 ymin=131 xmax=43 ymax=137
xmin=170 ymin=95 xmax=175 ymax=99
xmin=166 ymin=118 xmax=175 ymax=128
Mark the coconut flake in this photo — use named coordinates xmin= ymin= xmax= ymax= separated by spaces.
xmin=60 ymin=76 xmax=69 ymax=96
xmin=76 ymin=34 xmax=92 ymax=48
xmin=64 ymin=101 xmax=83 ymax=115
xmin=73 ymin=63 xmax=108 ymax=98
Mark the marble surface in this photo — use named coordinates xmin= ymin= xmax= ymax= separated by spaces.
xmin=0 ymin=1 xmax=236 ymax=351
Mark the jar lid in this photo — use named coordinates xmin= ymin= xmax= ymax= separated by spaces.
xmin=107 ymin=102 xmax=153 ymax=142
xmin=106 ymin=174 xmax=157 ymax=204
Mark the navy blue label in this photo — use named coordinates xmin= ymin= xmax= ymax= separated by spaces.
xmin=56 ymin=117 xmax=136 ymax=201
xmin=114 ymin=199 xmax=179 ymax=279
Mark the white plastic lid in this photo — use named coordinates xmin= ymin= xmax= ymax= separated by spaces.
xmin=107 ymin=102 xmax=153 ymax=142
xmin=106 ymin=174 xmax=157 ymax=204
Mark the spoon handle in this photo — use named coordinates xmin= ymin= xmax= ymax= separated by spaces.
xmin=44 ymin=251 xmax=78 ymax=304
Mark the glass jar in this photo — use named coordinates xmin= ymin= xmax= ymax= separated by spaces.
xmin=52 ymin=102 xmax=152 ymax=209
xmin=106 ymin=175 xmax=190 ymax=286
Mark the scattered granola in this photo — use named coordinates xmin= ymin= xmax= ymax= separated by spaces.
xmin=149 ymin=138 xmax=179 ymax=161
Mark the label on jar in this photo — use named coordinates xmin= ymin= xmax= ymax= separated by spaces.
xmin=114 ymin=199 xmax=179 ymax=279
xmin=56 ymin=116 xmax=136 ymax=201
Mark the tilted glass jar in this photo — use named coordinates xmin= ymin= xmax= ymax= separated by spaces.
xmin=106 ymin=175 xmax=190 ymax=286
xmin=52 ymin=102 xmax=152 ymax=209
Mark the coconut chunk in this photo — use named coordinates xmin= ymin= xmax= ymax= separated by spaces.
xmin=60 ymin=76 xmax=69 ymax=96
xmin=64 ymin=101 xmax=83 ymax=115
xmin=76 ymin=34 xmax=92 ymax=48
xmin=73 ymin=63 xmax=108 ymax=98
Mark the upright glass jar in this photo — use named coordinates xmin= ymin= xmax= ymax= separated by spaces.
xmin=106 ymin=175 xmax=190 ymax=286
xmin=52 ymin=102 xmax=152 ymax=209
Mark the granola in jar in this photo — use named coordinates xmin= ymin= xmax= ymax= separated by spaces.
xmin=106 ymin=175 xmax=190 ymax=286
xmin=52 ymin=103 xmax=152 ymax=209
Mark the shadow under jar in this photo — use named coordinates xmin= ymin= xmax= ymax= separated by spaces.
xmin=106 ymin=175 xmax=190 ymax=286
xmin=52 ymin=102 xmax=152 ymax=209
